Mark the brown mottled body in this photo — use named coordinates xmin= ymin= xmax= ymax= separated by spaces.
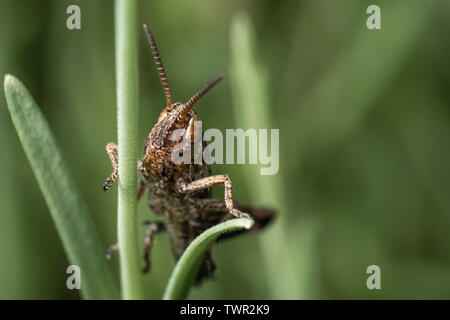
xmin=103 ymin=24 xmax=274 ymax=283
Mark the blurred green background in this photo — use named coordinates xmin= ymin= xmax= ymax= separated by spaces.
xmin=1 ymin=0 xmax=450 ymax=299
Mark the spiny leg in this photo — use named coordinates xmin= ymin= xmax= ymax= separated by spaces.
xmin=103 ymin=142 xmax=118 ymax=191
xmin=142 ymin=221 xmax=165 ymax=273
xmin=104 ymin=145 xmax=149 ymax=196
xmin=176 ymin=174 xmax=249 ymax=218
xmin=137 ymin=160 xmax=150 ymax=200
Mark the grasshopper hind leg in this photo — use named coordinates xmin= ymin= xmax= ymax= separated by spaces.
xmin=175 ymin=174 xmax=250 ymax=219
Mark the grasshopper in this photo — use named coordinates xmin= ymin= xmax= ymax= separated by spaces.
xmin=103 ymin=24 xmax=274 ymax=283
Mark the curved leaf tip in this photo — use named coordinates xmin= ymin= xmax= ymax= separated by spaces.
xmin=163 ymin=217 xmax=254 ymax=300
xmin=4 ymin=74 xmax=16 ymax=92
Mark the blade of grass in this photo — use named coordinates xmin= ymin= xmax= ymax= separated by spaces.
xmin=230 ymin=14 xmax=313 ymax=299
xmin=114 ymin=0 xmax=143 ymax=299
xmin=163 ymin=218 xmax=254 ymax=300
xmin=4 ymin=75 xmax=119 ymax=300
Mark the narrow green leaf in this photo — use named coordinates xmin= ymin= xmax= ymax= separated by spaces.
xmin=163 ymin=218 xmax=254 ymax=300
xmin=229 ymin=14 xmax=307 ymax=299
xmin=4 ymin=75 xmax=119 ymax=300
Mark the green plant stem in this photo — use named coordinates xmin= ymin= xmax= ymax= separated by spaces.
xmin=4 ymin=75 xmax=119 ymax=300
xmin=163 ymin=218 xmax=254 ymax=300
xmin=115 ymin=0 xmax=143 ymax=299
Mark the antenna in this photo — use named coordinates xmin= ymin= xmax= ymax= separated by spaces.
xmin=180 ymin=75 xmax=224 ymax=117
xmin=143 ymin=24 xmax=172 ymax=109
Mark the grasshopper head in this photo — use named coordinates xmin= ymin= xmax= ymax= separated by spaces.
xmin=141 ymin=25 xmax=223 ymax=173
xmin=143 ymin=73 xmax=222 ymax=174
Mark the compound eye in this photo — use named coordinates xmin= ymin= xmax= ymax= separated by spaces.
xmin=167 ymin=102 xmax=180 ymax=112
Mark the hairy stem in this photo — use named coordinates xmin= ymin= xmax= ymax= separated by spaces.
xmin=115 ymin=0 xmax=143 ymax=299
